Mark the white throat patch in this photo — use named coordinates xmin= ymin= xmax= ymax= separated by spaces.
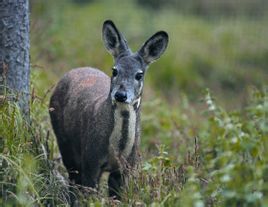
xmin=133 ymin=97 xmax=141 ymax=109
xmin=109 ymin=104 xmax=136 ymax=160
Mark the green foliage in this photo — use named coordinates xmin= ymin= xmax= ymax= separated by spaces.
xmin=0 ymin=92 xmax=70 ymax=206
xmin=122 ymin=88 xmax=268 ymax=206
xmin=30 ymin=0 xmax=268 ymax=108
xmin=1 ymin=75 xmax=268 ymax=206
xmin=136 ymin=0 xmax=268 ymax=18
xmin=1 ymin=0 xmax=267 ymax=206
xmin=200 ymin=88 xmax=268 ymax=206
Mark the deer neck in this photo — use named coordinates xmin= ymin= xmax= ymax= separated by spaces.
xmin=109 ymin=98 xmax=141 ymax=160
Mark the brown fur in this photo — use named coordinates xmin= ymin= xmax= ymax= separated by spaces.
xmin=49 ymin=20 xmax=168 ymax=199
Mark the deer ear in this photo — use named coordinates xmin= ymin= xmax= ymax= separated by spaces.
xmin=102 ymin=20 xmax=130 ymax=58
xmin=138 ymin=31 xmax=168 ymax=65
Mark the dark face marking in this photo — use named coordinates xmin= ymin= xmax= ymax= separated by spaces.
xmin=121 ymin=110 xmax=130 ymax=118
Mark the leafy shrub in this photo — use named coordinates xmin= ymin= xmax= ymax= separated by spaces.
xmin=1 ymin=81 xmax=267 ymax=206
xmin=126 ymin=87 xmax=268 ymax=206
xmin=200 ymin=88 xmax=268 ymax=206
xmin=1 ymin=1 xmax=267 ymax=205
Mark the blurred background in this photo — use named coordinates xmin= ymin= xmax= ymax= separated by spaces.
xmin=30 ymin=0 xmax=268 ymax=153
xmin=1 ymin=1 xmax=267 ymax=205
xmin=30 ymin=0 xmax=268 ymax=107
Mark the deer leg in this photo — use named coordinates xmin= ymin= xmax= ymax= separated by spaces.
xmin=81 ymin=158 xmax=102 ymax=189
xmin=108 ymin=170 xmax=124 ymax=199
xmin=57 ymin=136 xmax=82 ymax=185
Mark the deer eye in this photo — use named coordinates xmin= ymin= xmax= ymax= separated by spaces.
xmin=135 ymin=72 xmax=144 ymax=81
xmin=112 ymin=67 xmax=118 ymax=77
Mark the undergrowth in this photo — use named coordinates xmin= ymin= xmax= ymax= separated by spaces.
xmin=1 ymin=0 xmax=268 ymax=205
xmin=1 ymin=85 xmax=267 ymax=206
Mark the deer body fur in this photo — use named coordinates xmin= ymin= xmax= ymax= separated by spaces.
xmin=49 ymin=20 xmax=168 ymax=198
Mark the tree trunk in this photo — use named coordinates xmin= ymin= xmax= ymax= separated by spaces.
xmin=0 ymin=0 xmax=30 ymax=115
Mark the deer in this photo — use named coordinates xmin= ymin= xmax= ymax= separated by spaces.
xmin=49 ymin=20 xmax=168 ymax=199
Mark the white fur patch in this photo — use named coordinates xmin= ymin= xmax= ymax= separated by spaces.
xmin=109 ymin=104 xmax=136 ymax=160
xmin=122 ymin=106 xmax=136 ymax=157
xmin=133 ymin=97 xmax=141 ymax=109
xmin=109 ymin=107 xmax=123 ymax=155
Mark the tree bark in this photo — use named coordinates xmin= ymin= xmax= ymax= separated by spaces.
xmin=0 ymin=0 xmax=30 ymax=115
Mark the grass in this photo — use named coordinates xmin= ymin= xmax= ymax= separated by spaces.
xmin=1 ymin=0 xmax=268 ymax=206
xmin=1 ymin=85 xmax=267 ymax=206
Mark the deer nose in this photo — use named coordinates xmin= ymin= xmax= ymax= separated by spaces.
xmin=114 ymin=91 xmax=127 ymax=102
